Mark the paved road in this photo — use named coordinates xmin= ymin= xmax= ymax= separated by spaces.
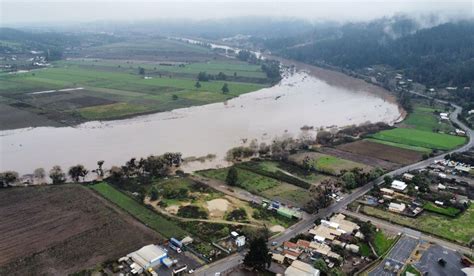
xmin=342 ymin=210 xmax=473 ymax=255
xmin=195 ymin=98 xmax=473 ymax=276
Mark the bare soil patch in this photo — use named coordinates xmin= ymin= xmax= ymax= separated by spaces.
xmin=336 ymin=140 xmax=423 ymax=165
xmin=0 ymin=185 xmax=160 ymax=275
xmin=269 ymin=225 xmax=285 ymax=233
xmin=206 ymin=198 xmax=230 ymax=218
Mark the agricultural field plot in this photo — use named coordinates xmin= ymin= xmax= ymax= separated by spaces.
xmin=0 ymin=60 xmax=267 ymax=129
xmin=0 ymin=185 xmax=161 ymax=276
xmin=197 ymin=167 xmax=311 ymax=207
xmin=59 ymin=59 xmax=268 ymax=80
xmin=369 ymin=128 xmax=466 ymax=150
xmin=75 ymin=38 xmax=217 ymax=61
xmin=401 ymin=105 xmax=454 ymax=133
xmin=244 ymin=160 xmax=331 ymax=185
xmin=360 ymin=205 xmax=474 ymax=246
xmin=336 ymin=139 xmax=424 ymax=165
xmin=91 ymin=182 xmax=188 ymax=239
xmin=288 ymin=151 xmax=371 ymax=176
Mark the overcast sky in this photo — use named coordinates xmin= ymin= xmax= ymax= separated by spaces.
xmin=1 ymin=0 xmax=473 ymax=25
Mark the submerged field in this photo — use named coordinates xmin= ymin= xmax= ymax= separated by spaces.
xmin=0 ymin=185 xmax=161 ymax=275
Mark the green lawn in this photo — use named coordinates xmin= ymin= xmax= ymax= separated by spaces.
xmin=358 ymin=242 xmax=372 ymax=257
xmin=423 ymin=202 xmax=461 ymax=217
xmin=373 ymin=231 xmax=396 ymax=256
xmin=90 ymin=182 xmax=188 ymax=238
xmin=402 ymin=264 xmax=421 ymax=276
xmin=361 ymin=205 xmax=474 ymax=245
xmin=369 ymin=128 xmax=466 ymax=150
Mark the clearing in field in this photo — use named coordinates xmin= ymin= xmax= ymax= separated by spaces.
xmin=369 ymin=128 xmax=466 ymax=150
xmin=360 ymin=205 xmax=474 ymax=246
xmin=336 ymin=139 xmax=424 ymax=165
xmin=288 ymin=151 xmax=371 ymax=175
xmin=0 ymin=185 xmax=161 ymax=276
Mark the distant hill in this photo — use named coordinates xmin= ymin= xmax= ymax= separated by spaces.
xmin=263 ymin=17 xmax=474 ymax=88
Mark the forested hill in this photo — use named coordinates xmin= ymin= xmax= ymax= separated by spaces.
xmin=265 ymin=19 xmax=474 ymax=88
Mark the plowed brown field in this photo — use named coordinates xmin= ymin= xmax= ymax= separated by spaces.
xmin=336 ymin=140 xmax=423 ymax=165
xmin=0 ymin=184 xmax=161 ymax=275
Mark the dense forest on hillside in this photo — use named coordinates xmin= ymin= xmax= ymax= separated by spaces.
xmin=264 ymin=19 xmax=474 ymax=88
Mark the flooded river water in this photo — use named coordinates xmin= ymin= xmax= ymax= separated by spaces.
xmin=0 ymin=70 xmax=402 ymax=176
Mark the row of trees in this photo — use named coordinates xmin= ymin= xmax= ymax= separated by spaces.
xmin=0 ymin=164 xmax=89 ymax=187
xmin=1 ymin=152 xmax=181 ymax=187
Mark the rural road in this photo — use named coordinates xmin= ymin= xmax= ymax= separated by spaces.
xmin=342 ymin=210 xmax=473 ymax=255
xmin=195 ymin=95 xmax=473 ymax=276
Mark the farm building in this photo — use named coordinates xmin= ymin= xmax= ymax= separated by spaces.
xmin=126 ymin=244 xmax=168 ymax=271
xmin=285 ymin=260 xmax=320 ymax=276
xmin=391 ymin=180 xmax=407 ymax=191
xmin=389 ymin=202 xmax=406 ymax=213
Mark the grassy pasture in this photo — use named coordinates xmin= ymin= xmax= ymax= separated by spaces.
xmin=197 ymin=166 xmax=310 ymax=207
xmin=91 ymin=182 xmax=188 ymax=239
xmin=369 ymin=128 xmax=466 ymax=150
xmin=361 ymin=205 xmax=474 ymax=245
xmin=0 ymin=59 xmax=267 ymax=128
xmin=289 ymin=152 xmax=370 ymax=176
xmin=403 ymin=105 xmax=454 ymax=132
xmin=59 ymin=59 xmax=267 ymax=79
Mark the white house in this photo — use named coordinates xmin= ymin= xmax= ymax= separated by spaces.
xmin=391 ymin=180 xmax=407 ymax=191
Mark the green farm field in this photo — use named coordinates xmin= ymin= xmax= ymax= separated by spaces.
xmin=402 ymin=105 xmax=454 ymax=132
xmin=0 ymin=57 xmax=268 ymax=128
xmin=361 ymin=205 xmax=474 ymax=245
xmin=369 ymin=128 xmax=466 ymax=150
xmin=90 ymin=182 xmax=188 ymax=239
xmin=288 ymin=151 xmax=371 ymax=176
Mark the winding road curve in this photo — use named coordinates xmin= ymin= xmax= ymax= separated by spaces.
xmin=195 ymin=97 xmax=473 ymax=276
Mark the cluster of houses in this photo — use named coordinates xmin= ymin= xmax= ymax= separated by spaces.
xmin=273 ymin=214 xmax=364 ymax=276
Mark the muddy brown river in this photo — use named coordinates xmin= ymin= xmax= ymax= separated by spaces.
xmin=0 ymin=70 xmax=402 ymax=176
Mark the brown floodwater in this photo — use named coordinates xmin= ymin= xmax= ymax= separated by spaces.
xmin=0 ymin=70 xmax=401 ymax=176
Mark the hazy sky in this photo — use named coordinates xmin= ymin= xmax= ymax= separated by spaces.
xmin=1 ymin=0 xmax=473 ymax=25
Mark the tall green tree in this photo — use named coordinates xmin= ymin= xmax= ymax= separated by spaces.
xmin=49 ymin=165 xmax=66 ymax=184
xmin=68 ymin=164 xmax=89 ymax=182
xmin=226 ymin=167 xmax=238 ymax=186
xmin=221 ymin=83 xmax=229 ymax=94
xmin=243 ymin=237 xmax=272 ymax=271
xmin=195 ymin=81 xmax=201 ymax=89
